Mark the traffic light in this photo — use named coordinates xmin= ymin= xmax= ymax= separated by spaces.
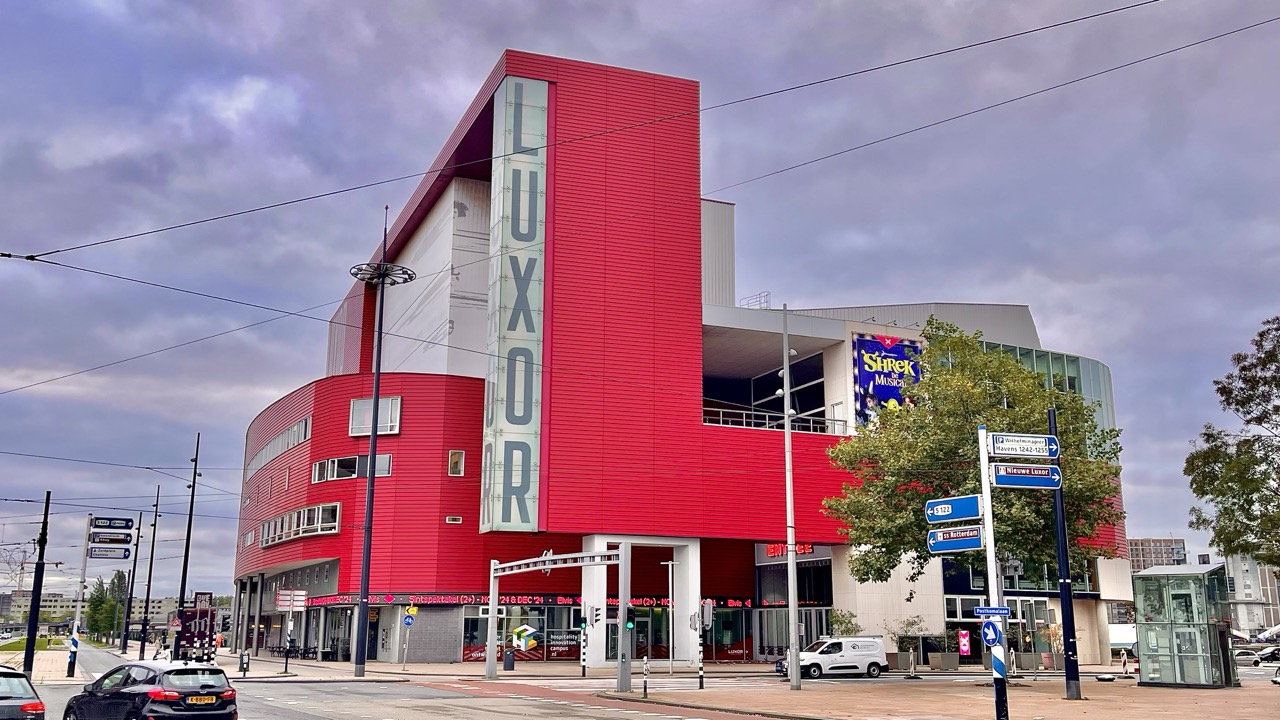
xmin=591 ymin=606 xmax=602 ymax=627
xmin=579 ymin=607 xmax=589 ymax=630
xmin=624 ymin=604 xmax=636 ymax=630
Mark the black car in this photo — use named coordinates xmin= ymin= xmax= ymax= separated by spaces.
xmin=63 ymin=661 xmax=236 ymax=720
xmin=0 ymin=667 xmax=45 ymax=719
xmin=1258 ymin=646 xmax=1280 ymax=662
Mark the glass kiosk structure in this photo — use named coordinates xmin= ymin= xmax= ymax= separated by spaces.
xmin=1132 ymin=563 xmax=1238 ymax=688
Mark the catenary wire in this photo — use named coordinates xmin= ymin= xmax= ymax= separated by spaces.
xmin=12 ymin=11 xmax=1277 ymax=408
xmin=4 ymin=0 xmax=1164 ymax=260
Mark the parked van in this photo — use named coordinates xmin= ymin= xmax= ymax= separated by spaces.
xmin=778 ymin=636 xmax=889 ymax=679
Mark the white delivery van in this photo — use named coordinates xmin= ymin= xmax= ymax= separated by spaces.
xmin=778 ymin=636 xmax=889 ymax=679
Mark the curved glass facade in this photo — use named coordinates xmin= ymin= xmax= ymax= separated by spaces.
xmin=981 ymin=342 xmax=1116 ymax=430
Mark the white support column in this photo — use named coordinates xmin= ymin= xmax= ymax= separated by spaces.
xmin=673 ymin=542 xmax=701 ymax=665
xmin=582 ymin=535 xmax=610 ymax=669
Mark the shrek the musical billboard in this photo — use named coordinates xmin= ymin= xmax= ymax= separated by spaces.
xmin=854 ymin=335 xmax=921 ymax=427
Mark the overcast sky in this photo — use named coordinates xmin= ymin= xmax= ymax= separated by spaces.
xmin=1 ymin=0 xmax=1276 ymax=599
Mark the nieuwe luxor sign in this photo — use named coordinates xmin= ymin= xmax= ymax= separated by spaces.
xmin=481 ymin=77 xmax=548 ymax=532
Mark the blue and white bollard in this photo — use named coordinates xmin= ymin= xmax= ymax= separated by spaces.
xmin=991 ymin=643 xmax=1009 ymax=720
xmin=66 ymin=633 xmax=79 ymax=678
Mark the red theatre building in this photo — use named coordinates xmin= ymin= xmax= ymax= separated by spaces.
xmin=232 ymin=51 xmax=1131 ymax=667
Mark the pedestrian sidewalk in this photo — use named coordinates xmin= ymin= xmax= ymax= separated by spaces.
xmin=0 ymin=647 xmax=84 ymax=686
xmin=606 ymin=675 xmax=1279 ymax=720
xmin=204 ymin=647 xmax=1121 ymax=684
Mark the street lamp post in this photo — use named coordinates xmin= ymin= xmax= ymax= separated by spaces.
xmin=349 ymin=213 xmax=416 ymax=678
xmin=661 ymin=560 xmax=679 ymax=675
xmin=779 ymin=304 xmax=801 ymax=690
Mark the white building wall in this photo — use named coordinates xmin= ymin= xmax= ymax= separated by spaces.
xmin=379 ymin=177 xmax=490 ymax=378
xmin=830 ymin=547 xmax=945 ymax=641
xmin=822 ymin=334 xmax=853 ymax=432
xmin=700 ymin=199 xmax=735 ymax=306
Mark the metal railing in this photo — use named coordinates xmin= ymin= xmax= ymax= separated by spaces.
xmin=702 ymin=407 xmax=849 ymax=436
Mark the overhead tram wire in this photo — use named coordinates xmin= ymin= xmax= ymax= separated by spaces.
xmin=0 ymin=299 xmax=339 ymax=396
xmin=0 ymin=4 xmax=1180 ymax=396
xmin=4 ymin=0 xmax=1163 ymax=260
xmin=13 ymin=13 xmax=1279 ymax=413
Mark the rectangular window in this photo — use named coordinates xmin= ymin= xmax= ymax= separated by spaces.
xmin=349 ymin=396 xmax=402 ymax=436
xmin=312 ymin=455 xmax=391 ymax=483
xmin=448 ymin=450 xmax=465 ymax=477
xmin=259 ymin=502 xmax=341 ymax=548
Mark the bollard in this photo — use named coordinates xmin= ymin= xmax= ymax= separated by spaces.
xmin=698 ymin=648 xmax=704 ymax=690
xmin=643 ymin=656 xmax=650 ymax=699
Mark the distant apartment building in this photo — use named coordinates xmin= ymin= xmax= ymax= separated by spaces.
xmin=2 ymin=591 xmax=181 ymax=624
xmin=1128 ymin=538 xmax=1187 ymax=573
xmin=1224 ymin=554 xmax=1280 ymax=638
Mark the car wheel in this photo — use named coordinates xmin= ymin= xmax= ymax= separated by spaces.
xmin=1254 ymin=660 xmax=1260 ymax=667
xmin=866 ymin=663 xmax=883 ymax=678
xmin=63 ymin=710 xmax=77 ymax=720
xmin=805 ymin=664 xmax=823 ymax=679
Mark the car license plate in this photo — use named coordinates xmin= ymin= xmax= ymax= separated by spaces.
xmin=187 ymin=695 xmax=216 ymax=704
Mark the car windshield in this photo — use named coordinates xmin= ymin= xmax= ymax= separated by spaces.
xmin=803 ymin=641 xmax=827 ymax=653
xmin=0 ymin=674 xmax=37 ymax=699
xmin=162 ymin=669 xmax=229 ymax=691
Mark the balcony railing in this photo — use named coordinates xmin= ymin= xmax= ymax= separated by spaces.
xmin=703 ymin=407 xmax=849 ymax=436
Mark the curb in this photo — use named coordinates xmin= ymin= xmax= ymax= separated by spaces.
xmin=232 ymin=676 xmax=409 ymax=684
xmin=596 ymin=692 xmax=830 ymax=720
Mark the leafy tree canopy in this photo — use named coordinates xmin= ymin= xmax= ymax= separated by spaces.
xmin=1186 ymin=316 xmax=1280 ymax=567
xmin=824 ymin=319 xmax=1124 ymax=585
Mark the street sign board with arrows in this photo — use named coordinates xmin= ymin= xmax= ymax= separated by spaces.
xmin=926 ymin=525 xmax=984 ymax=554
xmin=988 ymin=433 xmax=1059 ymax=459
xmin=991 ymin=463 xmax=1062 ymax=490
xmin=924 ymin=494 xmax=982 ymax=524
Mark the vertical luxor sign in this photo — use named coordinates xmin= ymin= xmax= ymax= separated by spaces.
xmin=481 ymin=77 xmax=548 ymax=532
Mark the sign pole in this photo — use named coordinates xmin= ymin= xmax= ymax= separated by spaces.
xmin=68 ymin=514 xmax=92 ymax=678
xmin=978 ymin=426 xmax=1009 ymax=720
xmin=1048 ymin=408 xmax=1081 ymax=699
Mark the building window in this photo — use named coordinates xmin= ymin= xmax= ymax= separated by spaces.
xmin=242 ymin=530 xmax=255 ymax=548
xmin=349 ymin=397 xmax=402 ymax=436
xmin=312 ymin=454 xmax=391 ymax=483
xmin=245 ymin=416 xmax=311 ymax=479
xmin=448 ymin=450 xmax=465 ymax=477
xmin=945 ymin=596 xmax=987 ymax=621
xmin=259 ymin=502 xmax=341 ymax=547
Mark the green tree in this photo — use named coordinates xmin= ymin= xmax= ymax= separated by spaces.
xmin=1185 ymin=316 xmax=1280 ymax=567
xmin=824 ymin=319 xmax=1124 ymax=585
xmin=827 ymin=610 xmax=863 ymax=636
xmin=86 ymin=578 xmax=109 ymax=635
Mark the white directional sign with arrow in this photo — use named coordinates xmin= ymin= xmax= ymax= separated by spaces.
xmin=988 ymin=433 xmax=1059 ymax=459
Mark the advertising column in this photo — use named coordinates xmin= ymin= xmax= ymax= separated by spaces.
xmin=480 ymin=77 xmax=549 ymax=533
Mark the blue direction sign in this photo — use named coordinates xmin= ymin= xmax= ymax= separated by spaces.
xmin=403 ymin=615 xmax=415 ymax=628
xmin=988 ymin=433 xmax=1059 ymax=459
xmin=991 ymin=463 xmax=1062 ymax=490
xmin=981 ymin=621 xmax=1003 ymax=647
xmin=926 ymin=525 xmax=984 ymax=554
xmin=924 ymin=495 xmax=982 ymax=524
xmin=974 ymin=606 xmax=1011 ymax=617
xmin=91 ymin=517 xmax=135 ymax=530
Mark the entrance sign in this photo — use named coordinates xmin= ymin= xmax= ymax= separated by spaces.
xmin=481 ymin=76 xmax=550 ymax=533
xmin=988 ymin=433 xmax=1059 ymax=459
xmin=926 ymin=526 xmax=983 ymax=554
xmin=924 ymin=495 xmax=982 ymax=524
xmin=991 ymin=463 xmax=1062 ymax=490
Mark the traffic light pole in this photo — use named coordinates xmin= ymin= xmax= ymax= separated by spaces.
xmin=617 ymin=542 xmax=632 ymax=693
xmin=173 ymin=433 xmax=200 ymax=661
xmin=139 ymin=486 xmax=160 ymax=661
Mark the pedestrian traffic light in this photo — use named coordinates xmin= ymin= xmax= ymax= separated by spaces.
xmin=579 ymin=614 xmax=588 ymax=630
xmin=624 ymin=604 xmax=636 ymax=630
